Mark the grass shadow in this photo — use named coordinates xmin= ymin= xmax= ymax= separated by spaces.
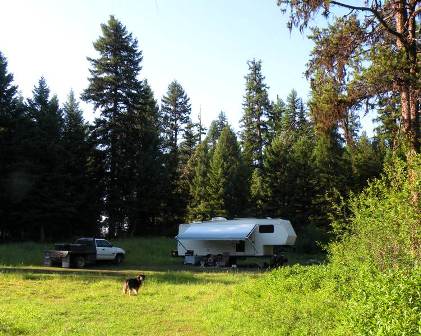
xmin=150 ymin=271 xmax=245 ymax=285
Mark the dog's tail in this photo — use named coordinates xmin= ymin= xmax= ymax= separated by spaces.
xmin=122 ymin=281 xmax=129 ymax=294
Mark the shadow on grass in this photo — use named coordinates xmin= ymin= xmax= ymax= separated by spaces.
xmin=0 ymin=265 xmax=260 ymax=285
xmin=150 ymin=271 xmax=243 ymax=285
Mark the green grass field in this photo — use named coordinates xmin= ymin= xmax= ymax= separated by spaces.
xmin=0 ymin=270 xmax=255 ymax=336
xmin=0 ymin=238 xmax=326 ymax=336
xmin=0 ymin=238 xmax=258 ymax=336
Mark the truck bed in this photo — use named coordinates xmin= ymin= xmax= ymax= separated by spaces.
xmin=54 ymin=243 xmax=95 ymax=254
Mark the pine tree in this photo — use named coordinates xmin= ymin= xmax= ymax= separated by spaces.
xmin=240 ymin=59 xmax=271 ymax=169
xmin=206 ymin=111 xmax=228 ymax=150
xmin=186 ymin=141 xmax=211 ymax=221
xmin=82 ymin=15 xmax=143 ymax=237
xmin=61 ymin=90 xmax=100 ymax=237
xmin=282 ymin=89 xmax=300 ymax=132
xmin=267 ymin=96 xmax=285 ymax=141
xmin=160 ymin=80 xmax=192 ymax=225
xmin=0 ymin=51 xmax=28 ymax=240
xmin=264 ymin=105 xmax=317 ymax=230
xmin=310 ymin=128 xmax=350 ymax=228
xmin=348 ymin=132 xmax=383 ymax=192
xmin=161 ymin=80 xmax=192 ymax=155
xmin=263 ymin=135 xmax=293 ymax=219
xmin=250 ymin=167 xmax=266 ymax=217
xmin=207 ymin=126 xmax=246 ymax=218
xmin=179 ymin=120 xmax=199 ymax=167
xmin=296 ymin=97 xmax=309 ymax=132
xmin=196 ymin=109 xmax=207 ymax=143
xmin=25 ymin=78 xmax=64 ymax=241
xmin=130 ymin=80 xmax=163 ymax=235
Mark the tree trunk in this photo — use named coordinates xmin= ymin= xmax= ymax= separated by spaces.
xmin=395 ymin=0 xmax=419 ymax=153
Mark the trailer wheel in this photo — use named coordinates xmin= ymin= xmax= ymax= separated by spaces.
xmin=74 ymin=256 xmax=86 ymax=268
xmin=114 ymin=254 xmax=124 ymax=265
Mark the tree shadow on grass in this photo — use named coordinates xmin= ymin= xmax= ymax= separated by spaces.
xmin=0 ymin=266 xmax=259 ymax=285
xmin=150 ymin=271 xmax=244 ymax=285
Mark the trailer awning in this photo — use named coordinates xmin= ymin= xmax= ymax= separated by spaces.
xmin=176 ymin=223 xmax=256 ymax=240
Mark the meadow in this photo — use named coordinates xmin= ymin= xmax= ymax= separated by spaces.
xmin=0 ymin=268 xmax=254 ymax=336
xmin=0 ymin=238 xmax=266 ymax=336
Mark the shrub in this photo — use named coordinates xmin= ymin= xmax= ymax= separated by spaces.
xmin=337 ymin=265 xmax=421 ymax=336
xmin=205 ymin=155 xmax=421 ymax=335
xmin=329 ymin=155 xmax=420 ymax=271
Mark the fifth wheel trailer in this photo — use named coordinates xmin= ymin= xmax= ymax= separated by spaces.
xmin=175 ymin=218 xmax=297 ymax=264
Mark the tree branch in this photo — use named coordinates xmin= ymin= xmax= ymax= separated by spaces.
xmin=330 ymin=1 xmax=404 ymax=41
xmin=409 ymin=6 xmax=421 ymax=20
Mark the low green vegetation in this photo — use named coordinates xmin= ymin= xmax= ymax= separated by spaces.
xmin=207 ymin=264 xmax=420 ymax=335
xmin=0 ymin=242 xmax=51 ymax=267
xmin=206 ymin=156 xmax=421 ymax=335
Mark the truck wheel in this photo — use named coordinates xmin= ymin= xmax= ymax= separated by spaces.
xmin=115 ymin=254 xmax=124 ymax=265
xmin=74 ymin=256 xmax=86 ymax=268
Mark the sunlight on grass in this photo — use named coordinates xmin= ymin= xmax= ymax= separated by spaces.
xmin=0 ymin=270 xmax=255 ymax=336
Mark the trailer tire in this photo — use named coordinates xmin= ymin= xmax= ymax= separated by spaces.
xmin=74 ymin=256 xmax=86 ymax=268
xmin=114 ymin=254 xmax=124 ymax=265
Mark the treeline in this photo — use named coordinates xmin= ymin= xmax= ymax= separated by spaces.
xmin=0 ymin=16 xmax=396 ymax=242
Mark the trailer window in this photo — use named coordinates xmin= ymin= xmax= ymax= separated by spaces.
xmin=259 ymin=225 xmax=274 ymax=233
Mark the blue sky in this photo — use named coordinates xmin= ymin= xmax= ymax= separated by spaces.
xmin=0 ymin=0 xmax=374 ymax=133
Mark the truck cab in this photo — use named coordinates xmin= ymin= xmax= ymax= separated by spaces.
xmin=75 ymin=238 xmax=126 ymax=263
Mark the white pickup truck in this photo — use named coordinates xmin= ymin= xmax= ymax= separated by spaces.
xmin=45 ymin=237 xmax=126 ymax=268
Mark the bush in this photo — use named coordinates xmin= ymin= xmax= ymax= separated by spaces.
xmin=205 ymin=155 xmax=421 ymax=335
xmin=329 ymin=155 xmax=420 ymax=271
xmin=338 ymin=265 xmax=421 ymax=336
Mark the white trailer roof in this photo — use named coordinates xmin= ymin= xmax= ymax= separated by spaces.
xmin=176 ymin=222 xmax=256 ymax=240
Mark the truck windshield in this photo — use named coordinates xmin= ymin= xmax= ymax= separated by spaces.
xmin=75 ymin=239 xmax=94 ymax=246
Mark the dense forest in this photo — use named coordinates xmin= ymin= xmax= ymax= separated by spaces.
xmin=0 ymin=6 xmax=418 ymax=244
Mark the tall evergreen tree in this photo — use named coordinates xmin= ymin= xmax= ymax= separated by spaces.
xmin=0 ymin=51 xmax=28 ymax=240
xmin=196 ymin=109 xmax=207 ymax=143
xmin=310 ymin=128 xmax=350 ymax=227
xmin=179 ymin=120 xmax=199 ymax=167
xmin=240 ymin=59 xmax=271 ymax=169
xmin=161 ymin=80 xmax=192 ymax=155
xmin=207 ymin=126 xmax=246 ymax=218
xmin=160 ymin=80 xmax=192 ymax=225
xmin=250 ymin=167 xmax=266 ymax=217
xmin=206 ymin=111 xmax=228 ymax=150
xmin=186 ymin=141 xmax=211 ymax=221
xmin=82 ymin=15 xmax=143 ymax=237
xmin=25 ymin=78 xmax=64 ymax=241
xmin=267 ymin=95 xmax=285 ymax=141
xmin=130 ymin=81 xmax=163 ymax=235
xmin=282 ymin=89 xmax=300 ymax=132
xmin=264 ymin=100 xmax=317 ymax=230
xmin=61 ymin=90 xmax=100 ymax=237
xmin=263 ymin=134 xmax=294 ymax=219
xmin=348 ymin=132 xmax=383 ymax=192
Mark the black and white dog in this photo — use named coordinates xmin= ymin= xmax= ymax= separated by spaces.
xmin=123 ymin=274 xmax=146 ymax=295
